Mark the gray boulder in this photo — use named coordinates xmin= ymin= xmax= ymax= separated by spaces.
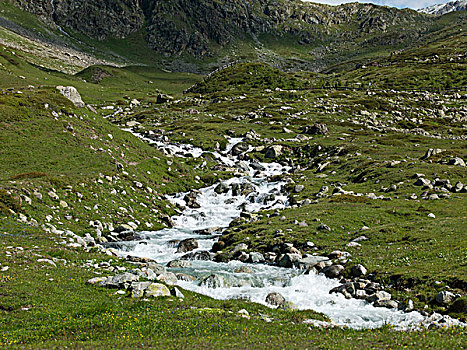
xmin=366 ymin=291 xmax=392 ymax=303
xmin=56 ymin=86 xmax=85 ymax=108
xmin=200 ymin=274 xmax=226 ymax=289
xmin=177 ymin=238 xmax=199 ymax=253
xmin=248 ymin=252 xmax=265 ymax=263
xmin=277 ymin=253 xmax=302 ymax=268
xmin=265 ymin=145 xmax=283 ymax=159
xmin=265 ymin=292 xmax=286 ymax=307
xmin=167 ymin=260 xmax=193 ymax=268
xmin=351 ymin=264 xmax=367 ymax=277
xmin=421 ymin=148 xmax=444 ymax=160
xmin=303 ymin=123 xmax=328 ymax=135
xmin=435 ymin=291 xmax=455 ymax=305
xmin=100 ymin=273 xmax=139 ymax=288
xmin=374 ymin=300 xmax=399 ymax=309
xmin=322 ymin=265 xmax=345 ymax=278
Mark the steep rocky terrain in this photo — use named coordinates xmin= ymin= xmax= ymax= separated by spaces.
xmin=5 ymin=0 xmax=437 ymax=66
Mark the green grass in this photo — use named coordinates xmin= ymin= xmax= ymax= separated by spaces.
xmin=0 ymin=219 xmax=465 ymax=349
xmin=0 ymin=11 xmax=466 ymax=348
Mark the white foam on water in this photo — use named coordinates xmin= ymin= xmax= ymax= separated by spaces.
xmin=119 ymin=129 xmax=464 ymax=330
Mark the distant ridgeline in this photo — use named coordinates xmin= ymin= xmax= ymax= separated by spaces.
xmin=9 ymin=0 xmax=443 ymax=57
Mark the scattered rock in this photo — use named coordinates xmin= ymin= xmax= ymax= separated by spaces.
xmin=303 ymin=123 xmax=328 ymax=135
xmin=322 ymin=265 xmax=345 ymax=278
xmin=421 ymin=148 xmax=444 ymax=160
xmin=351 ymin=264 xmax=367 ymax=277
xmin=56 ymin=86 xmax=85 ymax=108
xmin=265 ymin=145 xmax=283 ymax=159
xmin=435 ymin=291 xmax=455 ymax=305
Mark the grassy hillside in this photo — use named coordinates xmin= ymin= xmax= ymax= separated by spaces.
xmin=0 ymin=6 xmax=466 ymax=348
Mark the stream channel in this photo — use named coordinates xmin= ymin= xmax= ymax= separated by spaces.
xmin=116 ymin=131 xmax=441 ymax=330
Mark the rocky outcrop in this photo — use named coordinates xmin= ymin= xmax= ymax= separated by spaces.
xmin=11 ymin=0 xmax=432 ymax=58
xmin=12 ymin=0 xmax=144 ymax=40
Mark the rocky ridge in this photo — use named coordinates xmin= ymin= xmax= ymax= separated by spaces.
xmin=9 ymin=0 xmax=432 ymax=58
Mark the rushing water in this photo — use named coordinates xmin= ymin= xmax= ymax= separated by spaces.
xmin=117 ymin=131 xmax=459 ymax=330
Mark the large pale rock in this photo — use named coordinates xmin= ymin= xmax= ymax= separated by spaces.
xmin=56 ymin=86 xmax=85 ymax=108
xmin=145 ymin=283 xmax=170 ymax=297
xmin=100 ymin=273 xmax=139 ymax=288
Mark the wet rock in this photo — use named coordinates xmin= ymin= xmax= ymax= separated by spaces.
xmin=181 ymin=250 xmax=212 ymax=261
xmin=145 ymin=283 xmax=171 ymax=297
xmin=194 ymin=227 xmax=222 ymax=235
xmin=330 ymin=282 xmax=356 ymax=297
xmin=177 ymin=238 xmax=199 ymax=253
xmin=167 ymin=260 xmax=193 ymax=268
xmin=211 ymin=241 xmax=225 ymax=252
xmin=322 ymin=265 xmax=345 ymax=278
xmin=176 ymin=273 xmax=196 ymax=282
xmin=277 ymin=253 xmax=301 ymax=268
xmin=231 ymin=243 xmax=248 ymax=255
xmin=303 ymin=123 xmax=328 ymax=135
xmin=231 ymin=143 xmax=249 ymax=156
xmin=235 ymin=251 xmax=250 ymax=262
xmin=234 ymin=266 xmax=253 ymax=273
xmin=214 ymin=182 xmax=229 ymax=194
xmin=374 ymin=300 xmax=398 ymax=309
xmin=200 ymin=274 xmax=226 ymax=288
xmin=435 ymin=291 xmax=456 ymax=305
xmin=296 ymin=256 xmax=329 ymax=270
xmin=248 ymin=252 xmax=265 ymax=263
xmin=366 ymin=291 xmax=392 ymax=303
xmin=184 ymin=191 xmax=201 ymax=208
xmin=265 ymin=292 xmax=285 ymax=306
xmin=351 ymin=264 xmax=367 ymax=277
xmin=114 ymin=224 xmax=134 ymax=233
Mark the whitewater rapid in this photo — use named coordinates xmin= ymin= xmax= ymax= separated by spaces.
xmin=117 ymin=131 xmax=458 ymax=330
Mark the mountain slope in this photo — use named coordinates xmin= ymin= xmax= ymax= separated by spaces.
xmin=1 ymin=0 xmax=464 ymax=74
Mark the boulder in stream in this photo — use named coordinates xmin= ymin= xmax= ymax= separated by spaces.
xmin=177 ymin=238 xmax=199 ymax=253
xmin=200 ymin=274 xmax=226 ymax=289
